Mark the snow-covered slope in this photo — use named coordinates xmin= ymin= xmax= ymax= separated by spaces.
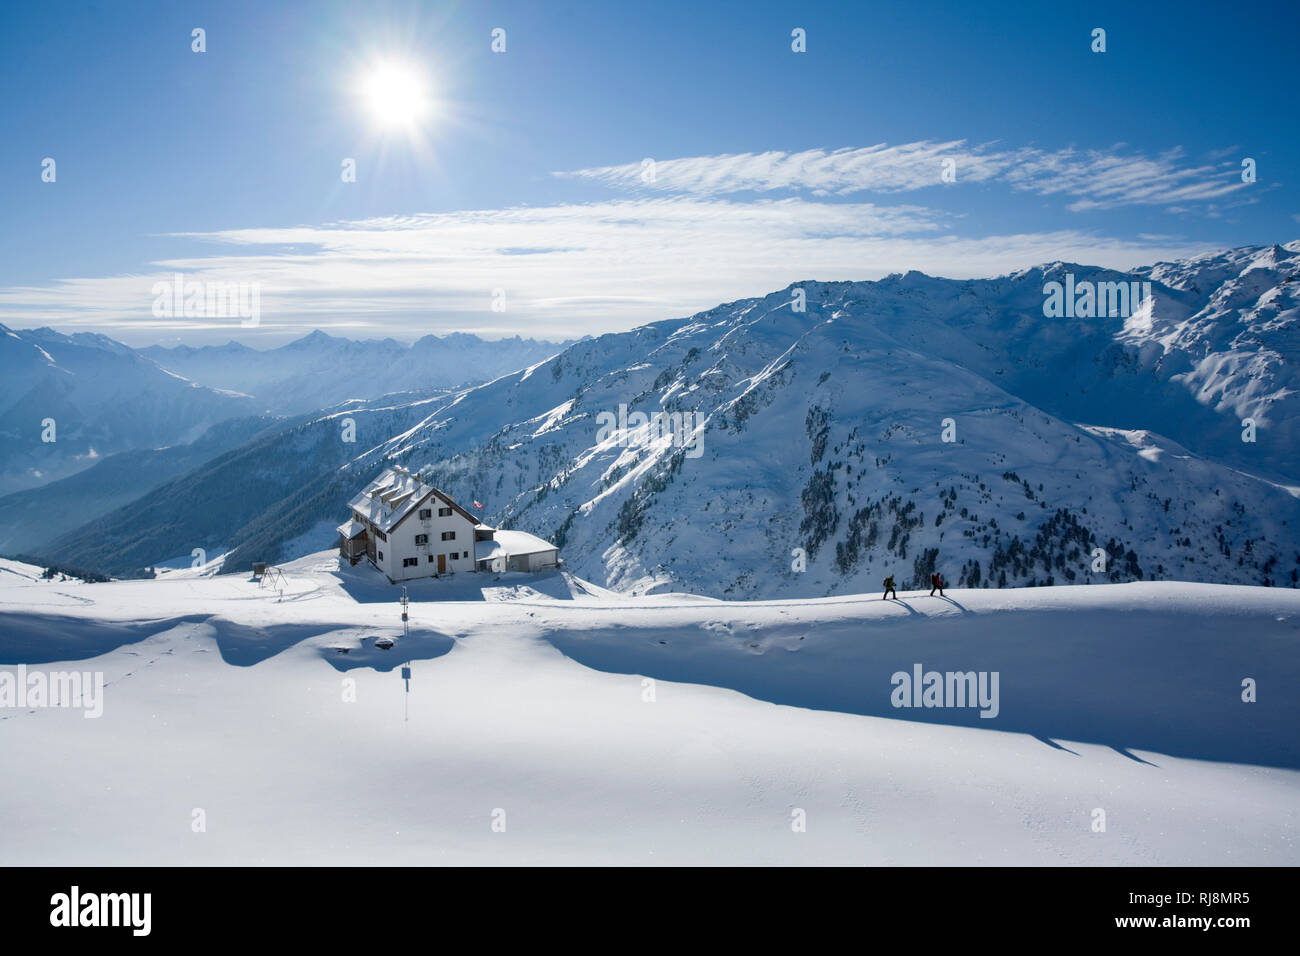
xmin=35 ymin=243 xmax=1300 ymax=599
xmin=323 ymin=244 xmax=1300 ymax=598
xmin=0 ymin=554 xmax=1295 ymax=865
xmin=0 ymin=325 xmax=258 ymax=496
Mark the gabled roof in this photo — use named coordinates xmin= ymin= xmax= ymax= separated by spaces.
xmin=348 ymin=467 xmax=484 ymax=534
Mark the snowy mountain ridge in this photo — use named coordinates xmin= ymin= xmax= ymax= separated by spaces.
xmin=140 ymin=329 xmax=575 ymax=414
xmin=0 ymin=323 xmax=258 ymax=497
xmin=316 ymin=242 xmax=1300 ymax=597
xmin=32 ymin=242 xmax=1300 ymax=599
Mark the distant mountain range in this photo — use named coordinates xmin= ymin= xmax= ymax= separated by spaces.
xmin=0 ymin=327 xmax=571 ymax=531
xmin=28 ymin=242 xmax=1300 ymax=596
xmin=140 ymin=330 xmax=574 ymax=414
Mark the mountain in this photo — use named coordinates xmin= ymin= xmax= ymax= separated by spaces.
xmin=0 ymin=325 xmax=259 ymax=496
xmin=40 ymin=390 xmax=454 ymax=575
xmin=0 ymin=414 xmax=279 ymax=554
xmin=43 ymin=243 xmax=1300 ymax=596
xmin=140 ymin=330 xmax=573 ymax=414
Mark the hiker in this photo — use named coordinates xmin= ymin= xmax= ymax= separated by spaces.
xmin=930 ymin=572 xmax=944 ymax=597
xmin=882 ymin=574 xmax=897 ymax=600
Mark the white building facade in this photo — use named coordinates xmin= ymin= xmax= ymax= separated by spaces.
xmin=339 ymin=466 xmax=558 ymax=583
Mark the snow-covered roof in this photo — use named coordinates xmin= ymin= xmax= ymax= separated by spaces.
xmin=347 ymin=467 xmax=477 ymax=534
xmin=475 ymin=529 xmax=558 ymax=562
xmin=336 ymin=519 xmax=366 ymax=539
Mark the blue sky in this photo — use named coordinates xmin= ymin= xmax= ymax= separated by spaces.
xmin=1 ymin=0 xmax=1296 ymax=345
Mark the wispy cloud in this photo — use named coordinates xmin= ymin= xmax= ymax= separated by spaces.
xmin=0 ymin=197 xmax=1214 ymax=342
xmin=559 ymin=142 xmax=1249 ymax=211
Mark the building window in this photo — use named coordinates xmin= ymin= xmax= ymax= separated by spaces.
xmin=414 ymin=533 xmax=428 ymax=545
xmin=438 ymin=506 xmax=453 ymax=517
xmin=427 ymin=555 xmax=435 ymax=563
xmin=441 ymin=530 xmax=456 ymax=541
xmin=403 ymin=557 xmax=418 ymax=568
xmin=418 ymin=508 xmax=432 ymax=519
xmin=375 ymin=529 xmax=387 ymax=542
xmin=377 ymin=550 xmax=384 ymax=561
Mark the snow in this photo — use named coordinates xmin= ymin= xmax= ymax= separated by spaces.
xmin=336 ymin=519 xmax=365 ymax=539
xmin=347 ymin=468 xmax=435 ymax=532
xmin=279 ymin=520 xmax=349 ymax=562
xmin=140 ymin=332 xmax=566 ymax=415
xmin=255 ymin=243 xmax=1299 ymax=601
xmin=0 ymin=552 xmax=1295 ymax=865
xmin=528 ymin=399 xmax=576 ymax=437
xmin=476 ymin=529 xmax=557 ymax=561
xmin=25 ymin=243 xmax=1300 ymax=593
xmin=0 ymin=324 xmax=254 ymax=498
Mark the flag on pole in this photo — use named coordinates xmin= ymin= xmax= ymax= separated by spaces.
xmin=472 ymin=500 xmax=483 ymax=510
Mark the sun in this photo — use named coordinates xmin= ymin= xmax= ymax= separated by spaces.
xmin=358 ymin=60 xmax=433 ymax=129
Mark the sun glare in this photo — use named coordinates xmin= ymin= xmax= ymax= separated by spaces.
xmin=359 ymin=60 xmax=432 ymax=128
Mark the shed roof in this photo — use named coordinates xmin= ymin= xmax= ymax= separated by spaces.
xmin=475 ymin=529 xmax=558 ymax=562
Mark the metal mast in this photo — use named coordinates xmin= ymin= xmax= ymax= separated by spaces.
xmin=400 ymin=586 xmax=411 ymax=722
